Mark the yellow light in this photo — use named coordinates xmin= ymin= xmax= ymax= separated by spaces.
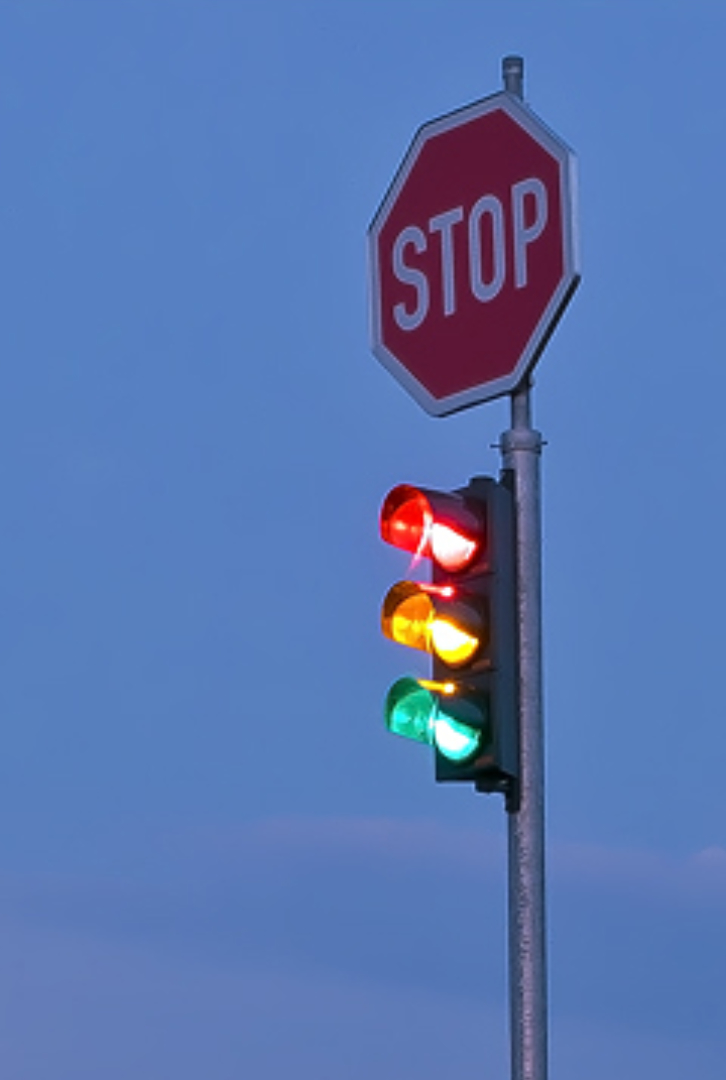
xmin=430 ymin=618 xmax=480 ymax=665
xmin=382 ymin=581 xmax=483 ymax=665
xmin=388 ymin=588 xmax=434 ymax=653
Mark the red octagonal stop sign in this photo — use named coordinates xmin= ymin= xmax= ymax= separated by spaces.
xmin=369 ymin=92 xmax=580 ymax=416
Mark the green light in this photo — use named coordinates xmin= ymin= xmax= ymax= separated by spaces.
xmin=384 ymin=677 xmax=436 ymax=746
xmin=433 ymin=714 xmax=480 ymax=762
xmin=433 ymin=695 xmax=485 ymax=763
xmin=384 ymin=678 xmax=485 ymax=766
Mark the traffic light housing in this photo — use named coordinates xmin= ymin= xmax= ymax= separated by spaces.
xmin=380 ymin=476 xmax=519 ymax=797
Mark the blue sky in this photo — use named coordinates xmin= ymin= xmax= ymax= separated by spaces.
xmin=0 ymin=2 xmax=725 ymax=1076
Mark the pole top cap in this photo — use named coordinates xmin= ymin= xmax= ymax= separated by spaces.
xmin=502 ymin=55 xmax=524 ymax=98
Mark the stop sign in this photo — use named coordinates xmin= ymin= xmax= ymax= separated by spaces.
xmin=369 ymin=92 xmax=580 ymax=416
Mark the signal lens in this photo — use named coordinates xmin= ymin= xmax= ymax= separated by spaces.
xmin=380 ymin=486 xmax=431 ymax=560
xmin=384 ymin=678 xmax=483 ymax=763
xmin=380 ymin=485 xmax=481 ymax=571
xmin=382 ymin=582 xmax=435 ymax=653
xmin=430 ymin=618 xmax=479 ymax=665
xmin=433 ymin=714 xmax=481 ymax=762
xmin=434 ymin=696 xmax=486 ymax=762
xmin=384 ymin=677 xmax=436 ymax=746
xmin=382 ymin=581 xmax=482 ymax=666
xmin=429 ymin=523 xmax=477 ymax=572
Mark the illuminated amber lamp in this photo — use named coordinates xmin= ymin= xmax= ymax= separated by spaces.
xmin=381 ymin=580 xmax=483 ymax=666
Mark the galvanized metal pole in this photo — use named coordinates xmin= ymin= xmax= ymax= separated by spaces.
xmin=500 ymin=54 xmax=549 ymax=1080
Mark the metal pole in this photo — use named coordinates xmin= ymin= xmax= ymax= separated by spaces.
xmin=500 ymin=55 xmax=549 ymax=1080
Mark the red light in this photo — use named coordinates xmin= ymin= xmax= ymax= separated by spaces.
xmin=380 ymin=485 xmax=482 ymax=571
xmin=429 ymin=521 xmax=478 ymax=572
xmin=380 ymin=486 xmax=430 ymax=560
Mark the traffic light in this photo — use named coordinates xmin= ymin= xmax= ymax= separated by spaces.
xmin=379 ymin=477 xmax=519 ymax=796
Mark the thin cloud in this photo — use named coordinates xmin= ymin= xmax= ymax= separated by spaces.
xmin=0 ymin=815 xmax=723 ymax=1048
xmin=190 ymin=815 xmax=726 ymax=907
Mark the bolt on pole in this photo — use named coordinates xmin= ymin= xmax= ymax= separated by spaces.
xmin=500 ymin=55 xmax=550 ymax=1080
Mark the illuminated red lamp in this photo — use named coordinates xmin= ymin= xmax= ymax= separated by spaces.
xmin=379 ymin=484 xmax=483 ymax=572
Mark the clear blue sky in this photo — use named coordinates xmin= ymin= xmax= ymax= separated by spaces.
xmin=0 ymin=2 xmax=724 ymax=1077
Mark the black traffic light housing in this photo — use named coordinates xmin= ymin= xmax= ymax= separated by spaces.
xmin=432 ymin=475 xmax=519 ymax=796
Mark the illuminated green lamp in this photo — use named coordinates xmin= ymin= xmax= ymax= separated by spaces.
xmin=384 ymin=677 xmax=482 ymax=763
